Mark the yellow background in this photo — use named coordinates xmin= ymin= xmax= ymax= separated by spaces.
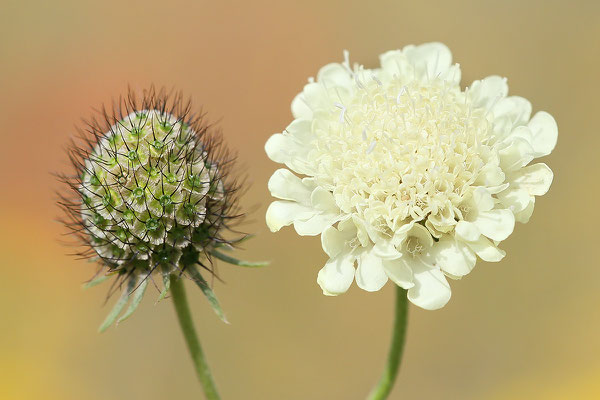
xmin=1 ymin=0 xmax=599 ymax=399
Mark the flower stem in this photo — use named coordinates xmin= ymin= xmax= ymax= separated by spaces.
xmin=170 ymin=274 xmax=221 ymax=400
xmin=367 ymin=286 xmax=409 ymax=400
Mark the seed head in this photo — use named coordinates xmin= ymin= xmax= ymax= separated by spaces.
xmin=58 ymin=87 xmax=263 ymax=329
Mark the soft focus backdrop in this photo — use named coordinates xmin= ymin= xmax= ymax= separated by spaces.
xmin=1 ymin=0 xmax=599 ymax=399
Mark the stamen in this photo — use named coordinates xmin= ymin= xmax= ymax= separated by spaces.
xmin=366 ymin=141 xmax=377 ymax=154
xmin=334 ymin=102 xmax=346 ymax=123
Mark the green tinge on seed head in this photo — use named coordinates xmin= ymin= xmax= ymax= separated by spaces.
xmin=79 ymin=109 xmax=228 ymax=270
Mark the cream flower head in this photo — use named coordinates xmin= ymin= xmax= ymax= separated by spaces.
xmin=265 ymin=43 xmax=557 ymax=310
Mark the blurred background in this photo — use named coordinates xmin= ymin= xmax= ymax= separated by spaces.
xmin=1 ymin=0 xmax=599 ymax=399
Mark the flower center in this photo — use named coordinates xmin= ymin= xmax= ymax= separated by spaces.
xmin=310 ymin=75 xmax=494 ymax=232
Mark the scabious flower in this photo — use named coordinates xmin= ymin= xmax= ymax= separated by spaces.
xmin=265 ymin=43 xmax=557 ymax=310
xmin=59 ymin=87 xmax=261 ymax=330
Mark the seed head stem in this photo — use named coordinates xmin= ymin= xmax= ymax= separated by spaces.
xmin=170 ymin=274 xmax=221 ymax=400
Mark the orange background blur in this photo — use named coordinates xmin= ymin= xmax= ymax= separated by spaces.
xmin=1 ymin=0 xmax=599 ymax=399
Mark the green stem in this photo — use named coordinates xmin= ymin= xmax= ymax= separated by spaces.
xmin=367 ymin=286 xmax=409 ymax=400
xmin=170 ymin=274 xmax=221 ymax=400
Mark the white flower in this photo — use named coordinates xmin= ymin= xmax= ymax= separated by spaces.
xmin=265 ymin=43 xmax=557 ymax=310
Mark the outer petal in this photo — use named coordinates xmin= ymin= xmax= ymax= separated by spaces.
xmin=473 ymin=187 xmax=495 ymax=212
xmin=284 ymin=118 xmax=313 ymax=145
xmin=405 ymin=223 xmax=434 ymax=247
xmin=379 ymin=50 xmax=412 ymax=78
xmin=469 ymin=76 xmax=508 ymax=111
xmin=383 ymin=258 xmax=414 ymax=289
xmin=465 ymin=236 xmax=505 ymax=262
xmin=317 ymin=63 xmax=353 ymax=87
xmin=486 ymin=183 xmax=510 ymax=195
xmin=498 ymin=137 xmax=535 ymax=171
xmin=293 ymin=213 xmax=339 ymax=236
xmin=355 ymin=249 xmax=388 ymax=292
xmin=302 ymin=82 xmax=332 ymax=112
xmin=497 ymin=187 xmax=532 ymax=214
xmin=492 ymin=96 xmax=532 ymax=129
xmin=311 ymin=186 xmax=339 ymax=212
xmin=407 ymin=260 xmax=451 ymax=310
xmin=514 ymin=198 xmax=535 ymax=224
xmin=505 ymin=125 xmax=533 ymax=145
xmin=528 ymin=111 xmax=558 ymax=157
xmin=291 ymin=92 xmax=313 ymax=119
xmin=372 ymin=239 xmax=402 ymax=260
xmin=317 ymin=253 xmax=356 ymax=296
xmin=264 ymin=133 xmax=311 ymax=173
xmin=403 ymin=42 xmax=453 ymax=80
xmin=267 ymin=169 xmax=312 ymax=203
xmin=472 ymin=209 xmax=515 ymax=242
xmin=352 ymin=215 xmax=379 ymax=247
xmin=508 ymin=163 xmax=553 ymax=196
xmin=264 ymin=133 xmax=291 ymax=164
xmin=475 ymin=164 xmax=505 ymax=187
xmin=321 ymin=219 xmax=356 ymax=258
xmin=455 ymin=220 xmax=481 ymax=242
xmin=431 ymin=235 xmax=477 ymax=277
xmin=265 ymin=201 xmax=317 ymax=232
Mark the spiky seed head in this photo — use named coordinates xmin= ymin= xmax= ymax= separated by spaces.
xmin=58 ymin=87 xmax=249 ymax=328
xmin=79 ymin=107 xmax=227 ymax=266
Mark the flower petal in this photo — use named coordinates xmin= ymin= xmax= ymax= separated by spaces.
xmin=407 ymin=261 xmax=451 ymax=310
xmin=317 ymin=253 xmax=356 ymax=296
xmin=497 ymin=187 xmax=532 ymax=214
xmin=403 ymin=42 xmax=453 ymax=80
xmin=264 ymin=133 xmax=311 ymax=173
xmin=372 ymin=239 xmax=402 ymax=260
xmin=405 ymin=223 xmax=434 ymax=247
xmin=499 ymin=137 xmax=535 ymax=171
xmin=303 ymin=82 xmax=332 ymax=112
xmin=321 ymin=217 xmax=356 ymax=258
xmin=311 ymin=186 xmax=339 ymax=212
xmin=284 ymin=118 xmax=313 ymax=143
xmin=383 ymin=258 xmax=414 ymax=289
xmin=264 ymin=133 xmax=289 ymax=164
xmin=469 ymin=76 xmax=508 ymax=111
xmin=492 ymin=96 xmax=532 ymax=130
xmin=352 ymin=215 xmax=378 ymax=247
xmin=486 ymin=183 xmax=510 ymax=195
xmin=514 ymin=198 xmax=535 ymax=223
xmin=317 ymin=63 xmax=353 ymax=87
xmin=473 ymin=209 xmax=515 ymax=241
xmin=528 ymin=111 xmax=558 ymax=157
xmin=265 ymin=201 xmax=317 ymax=232
xmin=475 ymin=163 xmax=505 ymax=187
xmin=293 ymin=212 xmax=339 ymax=236
xmin=355 ymin=249 xmax=388 ymax=292
xmin=431 ymin=235 xmax=476 ymax=277
xmin=267 ymin=169 xmax=312 ymax=204
xmin=379 ymin=50 xmax=412 ymax=78
xmin=505 ymin=125 xmax=533 ymax=145
xmin=291 ymin=92 xmax=313 ymax=119
xmin=465 ymin=236 xmax=505 ymax=262
xmin=455 ymin=220 xmax=481 ymax=242
xmin=508 ymin=163 xmax=553 ymax=196
xmin=473 ymin=187 xmax=495 ymax=212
